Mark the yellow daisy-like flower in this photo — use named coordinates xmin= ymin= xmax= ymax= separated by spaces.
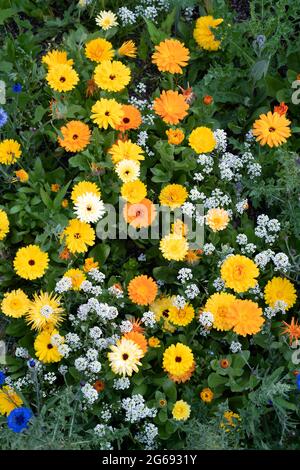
xmin=0 ymin=139 xmax=22 ymax=165
xmin=118 ymin=40 xmax=137 ymax=58
xmin=63 ymin=219 xmax=95 ymax=254
xmin=58 ymin=121 xmax=91 ymax=153
xmin=64 ymin=268 xmax=86 ymax=290
xmin=172 ymin=400 xmax=191 ymax=421
xmin=264 ymin=277 xmax=297 ymax=310
xmin=0 ymin=386 xmax=23 ymax=416
xmin=42 ymin=49 xmax=73 ymax=68
xmin=95 ymin=10 xmax=118 ymax=30
xmin=160 ymin=234 xmax=189 ymax=261
xmin=115 ymin=159 xmax=140 ymax=183
xmin=200 ymin=387 xmax=214 ymax=403
xmin=159 ymin=184 xmax=188 ymax=209
xmin=34 ymin=329 xmax=63 ymax=364
xmin=85 ymin=38 xmax=114 ymax=62
xmin=221 ymin=255 xmax=259 ymax=293
xmin=206 ymin=208 xmax=229 ymax=232
xmin=153 ymin=90 xmax=189 ymax=125
xmin=1 ymin=289 xmax=30 ymax=318
xmin=83 ymin=257 xmax=99 ymax=273
xmin=0 ymin=209 xmax=9 ymax=240
xmin=14 ymin=169 xmax=29 ymax=182
xmin=252 ymin=111 xmax=291 ymax=147
xmin=46 ymin=64 xmax=79 ymax=92
xmin=168 ymin=304 xmax=195 ymax=326
xmin=193 ymin=16 xmax=223 ymax=51
xmin=152 ymin=39 xmax=190 ymax=74
xmin=150 ymin=296 xmax=176 ymax=321
xmin=128 ymin=275 xmax=158 ymax=306
xmin=94 ymin=60 xmax=131 ymax=92
xmin=189 ymin=127 xmax=216 ymax=154
xmin=166 ymin=128 xmax=185 ymax=145
xmin=220 ymin=411 xmax=241 ymax=432
xmin=71 ymin=181 xmax=101 ymax=203
xmin=205 ymin=293 xmax=237 ymax=331
xmin=109 ymin=139 xmax=144 ymax=164
xmin=13 ymin=245 xmax=49 ymax=280
xmin=121 ymin=180 xmax=147 ymax=204
xmin=108 ymin=337 xmax=144 ymax=376
xmin=91 ymin=98 xmax=124 ymax=130
xmin=148 ymin=336 xmax=161 ymax=348
xmin=26 ymin=292 xmax=65 ymax=331
xmin=163 ymin=343 xmax=194 ymax=380
xmin=230 ymin=299 xmax=264 ymax=337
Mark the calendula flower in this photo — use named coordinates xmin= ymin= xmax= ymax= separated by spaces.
xmin=163 ymin=343 xmax=194 ymax=381
xmin=91 ymin=98 xmax=124 ymax=129
xmin=63 ymin=219 xmax=95 ymax=253
xmin=220 ymin=411 xmax=241 ymax=432
xmin=58 ymin=121 xmax=91 ymax=152
xmin=193 ymin=16 xmax=223 ymax=51
xmin=166 ymin=128 xmax=185 ymax=145
xmin=121 ymin=180 xmax=147 ymax=203
xmin=71 ymin=181 xmax=101 ymax=203
xmin=109 ymin=139 xmax=144 ymax=164
xmin=118 ymin=40 xmax=137 ymax=58
xmin=152 ymin=39 xmax=190 ymax=74
xmin=205 ymin=293 xmax=237 ymax=331
xmin=115 ymin=105 xmax=142 ymax=132
xmin=189 ymin=127 xmax=216 ymax=153
xmin=253 ymin=111 xmax=291 ymax=147
xmin=203 ymin=95 xmax=213 ymax=105
xmin=206 ymin=208 xmax=229 ymax=232
xmin=95 ymin=10 xmax=118 ymax=30
xmin=200 ymin=388 xmax=214 ymax=403
xmin=42 ymin=49 xmax=73 ymax=68
xmin=61 ymin=199 xmax=68 ymax=208
xmin=94 ymin=60 xmax=131 ymax=92
xmin=150 ymin=296 xmax=175 ymax=321
xmin=185 ymin=249 xmax=202 ymax=265
xmin=0 ymin=209 xmax=9 ymax=240
xmin=128 ymin=275 xmax=158 ymax=306
xmin=0 ymin=139 xmax=22 ymax=165
xmin=159 ymin=184 xmax=188 ymax=209
xmin=108 ymin=338 xmax=144 ymax=376
xmin=123 ymin=199 xmax=156 ymax=228
xmin=26 ymin=292 xmax=65 ymax=331
xmin=34 ymin=329 xmax=62 ymax=364
xmin=14 ymin=169 xmax=28 ymax=182
xmin=172 ymin=400 xmax=191 ymax=421
xmin=281 ymin=317 xmax=300 ymax=345
xmin=115 ymin=159 xmax=140 ymax=182
xmin=160 ymin=234 xmax=189 ymax=261
xmin=230 ymin=299 xmax=264 ymax=336
xmin=74 ymin=192 xmax=106 ymax=223
xmin=46 ymin=64 xmax=79 ymax=92
xmin=85 ymin=38 xmax=114 ymax=62
xmin=64 ymin=269 xmax=86 ymax=290
xmin=51 ymin=184 xmax=60 ymax=192
xmin=148 ymin=337 xmax=161 ymax=348
xmin=83 ymin=257 xmax=99 ymax=273
xmin=13 ymin=245 xmax=49 ymax=280
xmin=274 ymin=102 xmax=288 ymax=116
xmin=221 ymin=255 xmax=259 ymax=293
xmin=264 ymin=277 xmax=296 ymax=310
xmin=1 ymin=290 xmax=30 ymax=318
xmin=0 ymin=387 xmax=23 ymax=416
xmin=124 ymin=331 xmax=148 ymax=353
xmin=154 ymin=90 xmax=189 ymax=125
xmin=168 ymin=304 xmax=195 ymax=326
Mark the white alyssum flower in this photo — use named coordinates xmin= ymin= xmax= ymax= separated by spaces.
xmin=273 ymin=252 xmax=290 ymax=272
xmin=75 ymin=357 xmax=88 ymax=371
xmin=95 ymin=10 xmax=118 ymax=30
xmin=172 ymin=295 xmax=186 ymax=309
xmin=107 ymin=285 xmax=124 ymax=298
xmin=254 ymin=249 xmax=275 ymax=269
xmin=80 ymin=280 xmax=94 ymax=293
xmin=142 ymin=311 xmax=156 ymax=328
xmin=82 ymin=383 xmax=99 ymax=404
xmin=230 ymin=341 xmax=242 ymax=353
xmin=185 ymin=283 xmax=200 ymax=300
xmin=203 ymin=243 xmax=215 ymax=255
xmin=136 ymin=422 xmax=158 ymax=449
xmin=88 ymin=268 xmax=105 ymax=283
xmin=118 ymin=7 xmax=136 ymax=25
xmin=44 ymin=372 xmax=56 ymax=384
xmin=89 ymin=326 xmax=103 ymax=339
xmin=113 ymin=377 xmax=131 ymax=390
xmin=214 ymin=129 xmax=227 ymax=152
xmin=121 ymin=395 xmax=157 ymax=423
xmin=213 ymin=277 xmax=225 ymax=291
xmin=89 ymin=361 xmax=102 ymax=374
xmin=242 ymin=243 xmax=256 ymax=255
xmin=40 ymin=305 xmax=53 ymax=318
xmin=55 ymin=276 xmax=72 ymax=293
xmin=15 ymin=347 xmax=29 ymax=359
xmin=236 ymin=234 xmax=248 ymax=245
xmin=74 ymin=192 xmax=106 ymax=223
xmin=120 ymin=320 xmax=133 ymax=333
xmin=65 ymin=333 xmax=81 ymax=349
xmin=177 ymin=268 xmax=193 ymax=283
xmin=199 ymin=311 xmax=214 ymax=328
xmin=236 ymin=199 xmax=248 ymax=214
xmin=86 ymin=348 xmax=98 ymax=361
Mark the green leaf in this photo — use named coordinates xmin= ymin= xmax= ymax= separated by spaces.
xmin=89 ymin=243 xmax=110 ymax=265
xmin=33 ymin=105 xmax=47 ymax=124
xmin=5 ymin=319 xmax=27 ymax=337
xmin=0 ymin=8 xmax=18 ymax=25
xmin=162 ymin=379 xmax=177 ymax=401
xmin=208 ymin=372 xmax=228 ymax=388
xmin=273 ymin=397 xmax=297 ymax=411
xmin=144 ymin=19 xmax=168 ymax=44
xmin=153 ymin=266 xmax=177 ymax=282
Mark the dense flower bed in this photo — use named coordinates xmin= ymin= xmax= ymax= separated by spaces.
xmin=0 ymin=0 xmax=299 ymax=450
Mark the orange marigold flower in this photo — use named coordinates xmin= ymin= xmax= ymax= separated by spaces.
xmin=93 ymin=380 xmax=105 ymax=392
xmin=152 ymin=38 xmax=190 ymax=74
xmin=148 ymin=336 xmax=160 ymax=348
xmin=61 ymin=199 xmax=68 ymax=208
xmin=51 ymin=183 xmax=60 ymax=192
xmin=124 ymin=331 xmax=148 ymax=353
xmin=166 ymin=128 xmax=185 ymax=145
xmin=153 ymin=90 xmax=189 ymax=125
xmin=128 ymin=275 xmax=158 ymax=306
xmin=274 ymin=102 xmax=288 ymax=116
xmin=200 ymin=387 xmax=214 ymax=403
xmin=185 ymin=249 xmax=202 ymax=265
xmin=220 ymin=358 xmax=230 ymax=369
xmin=83 ymin=257 xmax=99 ymax=273
xmin=86 ymin=78 xmax=98 ymax=97
xmin=203 ymin=95 xmax=213 ymax=105
xmin=59 ymin=247 xmax=71 ymax=260
xmin=14 ymin=169 xmax=29 ymax=182
xmin=115 ymin=105 xmax=142 ymax=132
xmin=281 ymin=317 xmax=300 ymax=345
xmin=123 ymin=198 xmax=156 ymax=229
xmin=129 ymin=317 xmax=145 ymax=334
xmin=118 ymin=40 xmax=137 ymax=58
xmin=58 ymin=120 xmax=91 ymax=153
xmin=168 ymin=362 xmax=196 ymax=384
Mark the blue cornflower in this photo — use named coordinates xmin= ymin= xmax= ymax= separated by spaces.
xmin=0 ymin=370 xmax=6 ymax=386
xmin=7 ymin=407 xmax=32 ymax=433
xmin=12 ymin=83 xmax=22 ymax=93
xmin=0 ymin=108 xmax=8 ymax=128
xmin=296 ymin=374 xmax=300 ymax=390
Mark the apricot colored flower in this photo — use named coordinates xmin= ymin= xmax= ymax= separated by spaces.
xmin=118 ymin=40 xmax=137 ymax=58
xmin=274 ymin=102 xmax=288 ymax=116
xmin=229 ymin=299 xmax=265 ymax=336
xmin=58 ymin=121 xmax=91 ymax=152
xmin=115 ymin=105 xmax=142 ymax=132
xmin=124 ymin=331 xmax=148 ymax=353
xmin=128 ymin=275 xmax=158 ymax=306
xmin=85 ymin=38 xmax=114 ymax=62
xmin=205 ymin=292 xmax=238 ymax=331
xmin=206 ymin=208 xmax=229 ymax=232
xmin=123 ymin=198 xmax=156 ymax=228
xmin=200 ymin=388 xmax=214 ymax=403
xmin=253 ymin=111 xmax=291 ymax=147
xmin=152 ymin=39 xmax=190 ymax=74
xmin=166 ymin=128 xmax=185 ymax=145
xmin=14 ymin=169 xmax=28 ymax=182
xmin=153 ymin=90 xmax=189 ymax=125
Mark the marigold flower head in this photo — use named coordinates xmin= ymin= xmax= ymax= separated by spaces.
xmin=160 ymin=233 xmax=189 ymax=261
xmin=281 ymin=317 xmax=300 ymax=345
xmin=13 ymin=245 xmax=49 ymax=280
xmin=121 ymin=180 xmax=147 ymax=203
xmin=1 ymin=289 xmax=30 ymax=318
xmin=93 ymin=380 xmax=105 ymax=392
xmin=124 ymin=331 xmax=148 ymax=353
xmin=14 ymin=169 xmax=28 ymax=182
xmin=189 ymin=126 xmax=216 ymax=153
xmin=205 ymin=292 xmax=237 ymax=331
xmin=83 ymin=257 xmax=99 ymax=273
xmin=61 ymin=199 xmax=68 ymax=208
xmin=150 ymin=296 xmax=175 ymax=322
xmin=0 ymin=139 xmax=22 ymax=165
xmin=152 ymin=39 xmax=190 ymax=74
xmin=115 ymin=159 xmax=140 ymax=183
xmin=200 ymin=387 xmax=214 ymax=403
xmin=128 ymin=275 xmax=158 ymax=306
xmin=108 ymin=338 xmax=143 ymax=376
xmin=71 ymin=181 xmax=101 ymax=203
xmin=109 ymin=139 xmax=144 ymax=164
xmin=94 ymin=60 xmax=131 ymax=92
xmin=85 ymin=38 xmax=114 ymax=63
xmin=274 ymin=102 xmax=288 ymax=116
xmin=91 ymin=98 xmax=124 ymax=129
xmin=203 ymin=95 xmax=213 ymax=105
xmin=34 ymin=329 xmax=63 ymax=364
xmin=220 ymin=358 xmax=230 ymax=369
xmin=59 ymin=247 xmax=71 ymax=260
xmin=206 ymin=208 xmax=229 ymax=232
xmin=166 ymin=128 xmax=185 ymax=145
xmin=253 ymin=111 xmax=291 ymax=147
xmin=148 ymin=336 xmax=161 ymax=348
xmin=264 ymin=277 xmax=296 ymax=310
xmin=63 ymin=219 xmax=95 ymax=254
xmin=168 ymin=304 xmax=195 ymax=327
xmin=193 ymin=16 xmax=223 ymax=51
xmin=58 ymin=121 xmax=91 ymax=153
xmin=51 ymin=184 xmax=60 ymax=192
xmin=118 ymin=40 xmax=137 ymax=58
xmin=42 ymin=50 xmax=73 ymax=68
xmin=0 ymin=209 xmax=9 ymax=241
xmin=64 ymin=268 xmax=86 ymax=290
xmin=220 ymin=411 xmax=241 ymax=432
xmin=229 ymin=299 xmax=264 ymax=336
xmin=0 ymin=386 xmax=23 ymax=416
xmin=26 ymin=291 xmax=65 ymax=331
xmin=153 ymin=90 xmax=189 ymax=125
xmin=123 ymin=199 xmax=156 ymax=229
xmin=115 ymin=105 xmax=142 ymax=132
xmin=172 ymin=400 xmax=191 ymax=421
xmin=221 ymin=255 xmax=259 ymax=293
xmin=46 ymin=64 xmax=79 ymax=92
xmin=185 ymin=249 xmax=202 ymax=265
xmin=159 ymin=184 xmax=188 ymax=209
xmin=163 ymin=343 xmax=194 ymax=382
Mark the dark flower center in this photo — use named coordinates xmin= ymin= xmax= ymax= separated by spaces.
xmin=47 ymin=344 xmax=53 ymax=349
xmin=105 ymin=111 xmax=110 ymax=116
xmin=123 ymin=117 xmax=130 ymax=124
xmin=269 ymin=127 xmax=275 ymax=132
xmin=109 ymin=74 xmax=116 ymax=80
xmin=162 ymin=310 xmax=169 ymax=318
xmin=60 ymin=77 xmax=66 ymax=83
xmin=73 ymin=134 xmax=78 ymax=140
xmin=175 ymin=356 xmax=182 ymax=363
xmin=74 ymin=233 xmax=81 ymax=239
xmin=122 ymin=353 xmax=129 ymax=360
xmin=28 ymin=259 xmax=35 ymax=266
xmin=86 ymin=205 xmax=92 ymax=211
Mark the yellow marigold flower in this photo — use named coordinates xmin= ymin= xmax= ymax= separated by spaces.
xmin=121 ymin=180 xmax=147 ymax=203
xmin=115 ymin=159 xmax=140 ymax=183
xmin=206 ymin=207 xmax=229 ymax=232
xmin=95 ymin=10 xmax=118 ymax=30
xmin=51 ymin=183 xmax=60 ymax=192
xmin=166 ymin=128 xmax=185 ymax=145
xmin=221 ymin=255 xmax=259 ymax=293
xmin=34 ymin=329 xmax=63 ymax=364
xmin=148 ymin=336 xmax=161 ymax=348
xmin=0 ymin=209 xmax=9 ymax=240
xmin=193 ymin=16 xmax=223 ymax=51
xmin=128 ymin=275 xmax=158 ymax=306
xmin=63 ymin=219 xmax=95 ymax=254
xmin=200 ymin=387 xmax=214 ymax=403
xmin=91 ymin=98 xmax=124 ymax=129
xmin=163 ymin=343 xmax=194 ymax=380
xmin=172 ymin=400 xmax=191 ymax=421
xmin=168 ymin=304 xmax=195 ymax=327
xmin=150 ymin=296 xmax=175 ymax=321
xmin=109 ymin=139 xmax=144 ymax=164
xmin=85 ymin=38 xmax=114 ymax=62
xmin=153 ymin=90 xmax=189 ymax=125
xmin=0 ymin=386 xmax=23 ymax=416
xmin=58 ymin=121 xmax=91 ymax=153
xmin=229 ymin=299 xmax=264 ymax=336
xmin=0 ymin=139 xmax=22 ymax=165
xmin=159 ymin=184 xmax=188 ymax=209
xmin=264 ymin=277 xmax=297 ymax=310
xmin=189 ymin=126 xmax=216 ymax=153
xmin=162 ymin=320 xmax=177 ymax=334
xmin=71 ymin=181 xmax=101 ymax=203
xmin=26 ymin=291 xmax=65 ymax=331
xmin=108 ymin=338 xmax=143 ymax=376
xmin=14 ymin=169 xmax=28 ymax=182
xmin=205 ymin=292 xmax=237 ymax=331
xmin=152 ymin=39 xmax=190 ymax=74
xmin=13 ymin=245 xmax=49 ymax=280
xmin=1 ymin=289 xmax=30 ymax=318
xmin=118 ymin=40 xmax=137 ymax=58
xmin=64 ymin=268 xmax=86 ymax=290
xmin=83 ymin=257 xmax=99 ymax=273
xmin=160 ymin=234 xmax=189 ymax=261
xmin=46 ymin=64 xmax=79 ymax=92
xmin=61 ymin=199 xmax=68 ymax=208
xmin=220 ymin=411 xmax=241 ymax=432
xmin=42 ymin=49 xmax=73 ymax=68
xmin=94 ymin=60 xmax=131 ymax=92
xmin=253 ymin=111 xmax=291 ymax=147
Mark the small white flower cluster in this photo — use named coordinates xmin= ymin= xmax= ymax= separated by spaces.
xmin=248 ymin=283 xmax=263 ymax=299
xmin=203 ymin=243 xmax=215 ymax=255
xmin=136 ymin=422 xmax=158 ymax=449
xmin=88 ymin=268 xmax=105 ymax=283
xmin=219 ymin=152 xmax=244 ymax=181
xmin=75 ymin=350 xmax=102 ymax=375
xmin=81 ymin=383 xmax=99 ymax=404
xmin=197 ymin=154 xmax=214 ymax=174
xmin=183 ymin=6 xmax=195 ymax=22
xmin=14 ymin=374 xmax=32 ymax=391
xmin=15 ymin=347 xmax=29 ymax=359
xmin=184 ymin=283 xmax=200 ymax=300
xmin=229 ymin=341 xmax=242 ymax=353
xmin=80 ymin=280 xmax=102 ymax=296
xmin=117 ymin=7 xmax=136 ymax=25
xmin=177 ymin=268 xmax=193 ymax=283
xmin=264 ymin=300 xmax=288 ymax=319
xmin=129 ymin=96 xmax=150 ymax=111
xmin=241 ymin=243 xmax=257 ymax=255
xmin=214 ymin=129 xmax=227 ymax=153
xmin=138 ymin=253 xmax=147 ymax=262
xmin=236 ymin=199 xmax=248 ymax=215
xmin=77 ymin=299 xmax=119 ymax=322
xmin=254 ymin=249 xmax=275 ymax=269
xmin=55 ymin=276 xmax=72 ymax=293
xmin=255 ymin=214 xmax=281 ymax=244
xmin=89 ymin=326 xmax=103 ymax=340
xmin=40 ymin=304 xmax=53 ymax=318
xmin=107 ymin=285 xmax=124 ymax=298
xmin=113 ymin=377 xmax=131 ymax=390
xmin=213 ymin=277 xmax=225 ymax=291
xmin=273 ymin=252 xmax=290 ymax=272
xmin=172 ymin=295 xmax=186 ymax=309
xmin=121 ymin=394 xmax=157 ymax=423
xmin=181 ymin=201 xmax=195 ymax=218
xmin=204 ymin=189 xmax=232 ymax=210
xmin=44 ymin=372 xmax=56 ymax=384
xmin=189 ymin=187 xmax=204 ymax=201
xmin=120 ymin=320 xmax=133 ymax=334
xmin=65 ymin=333 xmax=81 ymax=350
xmin=58 ymin=365 xmax=68 ymax=375
xmin=141 ymin=310 xmax=156 ymax=328
xmin=240 ymin=151 xmax=262 ymax=178
xmin=199 ymin=311 xmax=214 ymax=328
xmin=94 ymin=423 xmax=114 ymax=438
xmin=101 ymin=407 xmax=112 ymax=422
xmin=236 ymin=234 xmax=248 ymax=245
xmin=136 ymin=82 xmax=147 ymax=94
